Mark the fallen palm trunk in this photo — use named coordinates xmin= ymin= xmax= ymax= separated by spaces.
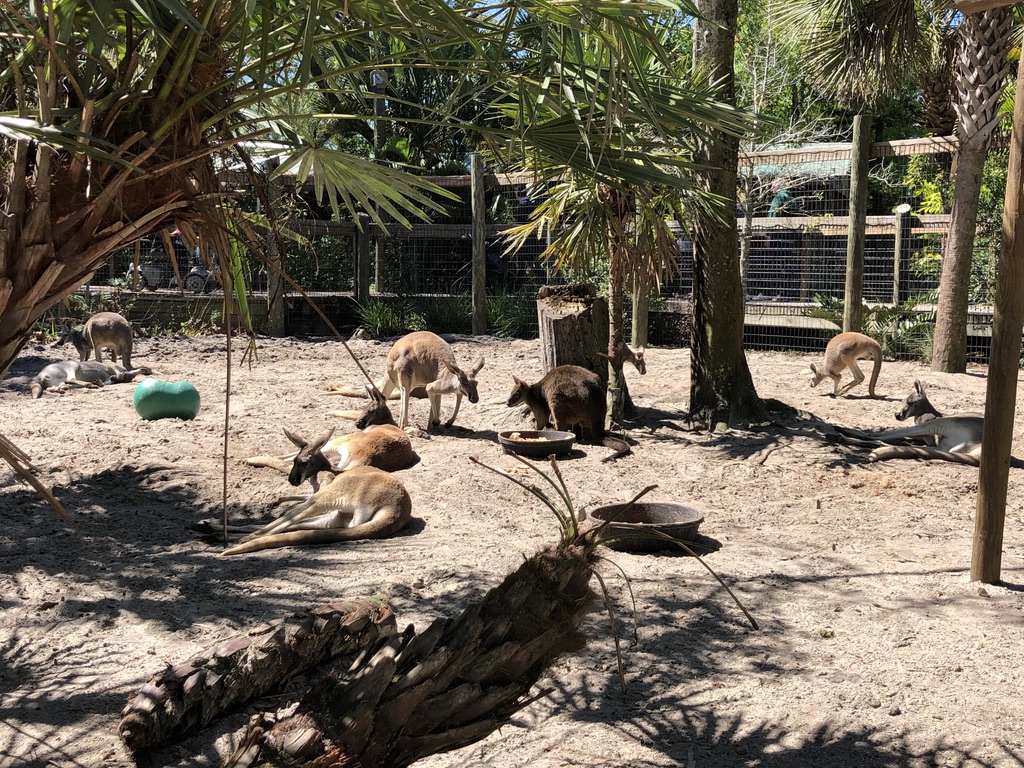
xmin=118 ymin=599 xmax=395 ymax=753
xmin=223 ymin=541 xmax=599 ymax=768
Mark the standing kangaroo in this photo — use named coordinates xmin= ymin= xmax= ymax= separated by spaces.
xmin=809 ymin=331 xmax=882 ymax=397
xmin=326 ymin=333 xmax=483 ymax=429
xmin=220 ymin=466 xmax=412 ymax=555
xmin=245 ymin=391 xmax=415 ymax=492
xmin=55 ymin=312 xmax=134 ymax=369
xmin=506 ymin=365 xmax=629 ymax=461
xmin=381 ymin=331 xmax=484 ymax=429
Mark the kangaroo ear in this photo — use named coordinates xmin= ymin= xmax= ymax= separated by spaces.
xmin=470 ymin=356 xmax=484 ymax=376
xmin=914 ymin=380 xmax=925 ymax=396
xmin=283 ymin=428 xmax=308 ymax=449
xmin=309 ymin=427 xmax=336 ymax=452
xmin=512 ymin=375 xmax=526 ymax=386
xmin=809 ymin=364 xmax=818 ymax=374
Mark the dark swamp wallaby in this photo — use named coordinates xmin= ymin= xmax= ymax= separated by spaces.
xmin=506 ymin=364 xmax=630 ymax=462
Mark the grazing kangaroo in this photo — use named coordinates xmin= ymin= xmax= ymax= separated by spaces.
xmin=601 ymin=340 xmax=647 ymax=375
xmin=324 ymin=333 xmax=483 ymax=429
xmin=55 ymin=311 xmax=134 ymax=369
xmin=894 ymin=380 xmax=982 ymax=424
xmin=506 ymin=365 xmax=630 ymax=462
xmin=220 ymin=465 xmax=413 ymax=555
xmin=809 ymin=331 xmax=882 ymax=397
xmin=244 ymin=398 xmax=414 ymax=492
xmin=380 ymin=331 xmax=485 ymax=429
xmin=28 ymin=360 xmax=152 ymax=398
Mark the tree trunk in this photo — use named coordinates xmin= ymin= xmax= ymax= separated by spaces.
xmin=536 ymin=285 xmax=609 ymax=387
xmin=843 ymin=113 xmax=872 ymax=334
xmin=933 ymin=7 xmax=1013 ymax=372
xmin=932 ymin=136 xmax=988 ymax=371
xmin=690 ymin=0 xmax=762 ymax=429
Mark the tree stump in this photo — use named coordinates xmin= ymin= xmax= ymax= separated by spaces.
xmin=536 ymin=285 xmax=609 ymax=388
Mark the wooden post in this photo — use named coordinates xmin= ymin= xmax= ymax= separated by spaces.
xmin=470 ymin=153 xmax=487 ymax=335
xmin=354 ymin=213 xmax=371 ymax=305
xmin=265 ymin=159 xmax=286 ymax=337
xmin=892 ymin=203 xmax=912 ymax=304
xmin=972 ymin=52 xmax=1024 ymax=584
xmin=843 ymin=113 xmax=871 ymax=333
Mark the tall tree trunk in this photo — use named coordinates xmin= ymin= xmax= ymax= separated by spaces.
xmin=931 ymin=136 xmax=988 ymax=371
xmin=690 ymin=0 xmax=762 ymax=429
xmin=932 ymin=7 xmax=1013 ymax=373
xmin=843 ymin=114 xmax=872 ymax=334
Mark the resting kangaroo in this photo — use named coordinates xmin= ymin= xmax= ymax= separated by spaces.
xmin=506 ymin=365 xmax=630 ymax=462
xmin=244 ymin=389 xmax=415 ymax=492
xmin=809 ymin=331 xmax=882 ymax=397
xmin=220 ymin=466 xmax=412 ymax=555
xmin=833 ymin=416 xmax=989 ymax=465
xmin=55 ymin=311 xmax=134 ymax=369
xmin=895 ymin=380 xmax=982 ymax=425
xmin=28 ymin=360 xmax=152 ymax=398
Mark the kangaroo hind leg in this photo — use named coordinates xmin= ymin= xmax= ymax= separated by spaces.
xmin=838 ymin=356 xmax=865 ymax=395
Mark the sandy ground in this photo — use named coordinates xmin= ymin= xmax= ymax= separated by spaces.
xmin=1 ymin=332 xmax=1023 ymax=768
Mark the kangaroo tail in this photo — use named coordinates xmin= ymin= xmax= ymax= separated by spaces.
xmin=869 ymin=446 xmax=980 ymax=466
xmin=221 ymin=519 xmax=407 ymax=555
xmin=868 ymin=348 xmax=882 ymax=397
xmin=324 ymin=385 xmax=377 ymax=398
xmin=600 ymin=436 xmax=631 ymax=462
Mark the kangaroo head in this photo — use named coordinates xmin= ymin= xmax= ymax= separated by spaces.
xmin=53 ymin=320 xmax=75 ymax=348
xmin=895 ymin=380 xmax=932 ymax=422
xmin=355 ymin=385 xmax=397 ymax=429
xmin=506 ymin=376 xmax=530 ymax=407
xmin=441 ymin=357 xmax=484 ymax=404
xmin=285 ymin=427 xmax=335 ymax=487
xmin=808 ymin=363 xmax=825 ymax=388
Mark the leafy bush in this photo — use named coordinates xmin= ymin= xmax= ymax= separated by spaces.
xmin=487 ymin=289 xmax=537 ymax=338
xmin=356 ymin=297 xmax=422 ymax=338
xmin=415 ymin=296 xmax=473 ymax=335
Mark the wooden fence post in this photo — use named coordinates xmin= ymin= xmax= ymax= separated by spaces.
xmin=355 ymin=213 xmax=371 ymax=305
xmin=892 ymin=203 xmax=912 ymax=304
xmin=470 ymin=153 xmax=487 ymax=335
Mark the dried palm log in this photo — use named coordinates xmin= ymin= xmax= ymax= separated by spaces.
xmin=119 ymin=599 xmax=395 ymax=753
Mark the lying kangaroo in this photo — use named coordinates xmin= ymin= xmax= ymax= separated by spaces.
xmin=28 ymin=360 xmax=152 ymax=398
xmin=809 ymin=331 xmax=882 ymax=398
xmin=55 ymin=311 xmax=134 ymax=369
xmin=894 ymin=380 xmax=982 ymax=424
xmin=220 ymin=465 xmax=413 ymax=555
xmin=833 ymin=415 xmax=989 ymax=465
xmin=244 ymin=391 xmax=415 ymax=492
xmin=506 ymin=365 xmax=630 ymax=462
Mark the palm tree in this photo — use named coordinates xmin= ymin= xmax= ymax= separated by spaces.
xmin=781 ymin=1 xmax=1015 ymax=371
xmin=502 ymin=12 xmax=750 ymax=424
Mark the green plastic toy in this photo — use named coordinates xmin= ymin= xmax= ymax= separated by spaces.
xmin=133 ymin=378 xmax=201 ymax=421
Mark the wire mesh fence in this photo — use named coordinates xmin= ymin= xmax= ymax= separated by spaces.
xmin=72 ymin=139 xmax=1000 ymax=362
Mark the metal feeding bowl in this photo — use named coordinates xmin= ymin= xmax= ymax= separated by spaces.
xmin=587 ymin=502 xmax=704 ymax=553
xmin=497 ymin=429 xmax=576 ymax=458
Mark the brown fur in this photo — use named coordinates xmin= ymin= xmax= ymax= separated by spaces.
xmin=506 ymin=365 xmax=629 ymax=461
xmin=809 ymin=331 xmax=881 ymax=397
xmin=55 ymin=312 xmax=134 ymax=369
xmin=221 ymin=465 xmax=412 ymax=555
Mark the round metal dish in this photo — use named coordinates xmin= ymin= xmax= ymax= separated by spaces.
xmin=497 ymin=429 xmax=576 ymax=458
xmin=588 ymin=502 xmax=704 ymax=553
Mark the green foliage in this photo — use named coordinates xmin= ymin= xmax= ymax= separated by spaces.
xmin=356 ymin=298 xmax=422 ymax=338
xmin=805 ymin=293 xmax=936 ymax=361
xmin=415 ymin=296 xmax=473 ymax=335
xmin=902 ymin=155 xmax=950 ymax=216
xmin=486 ymin=289 xmax=537 ymax=339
